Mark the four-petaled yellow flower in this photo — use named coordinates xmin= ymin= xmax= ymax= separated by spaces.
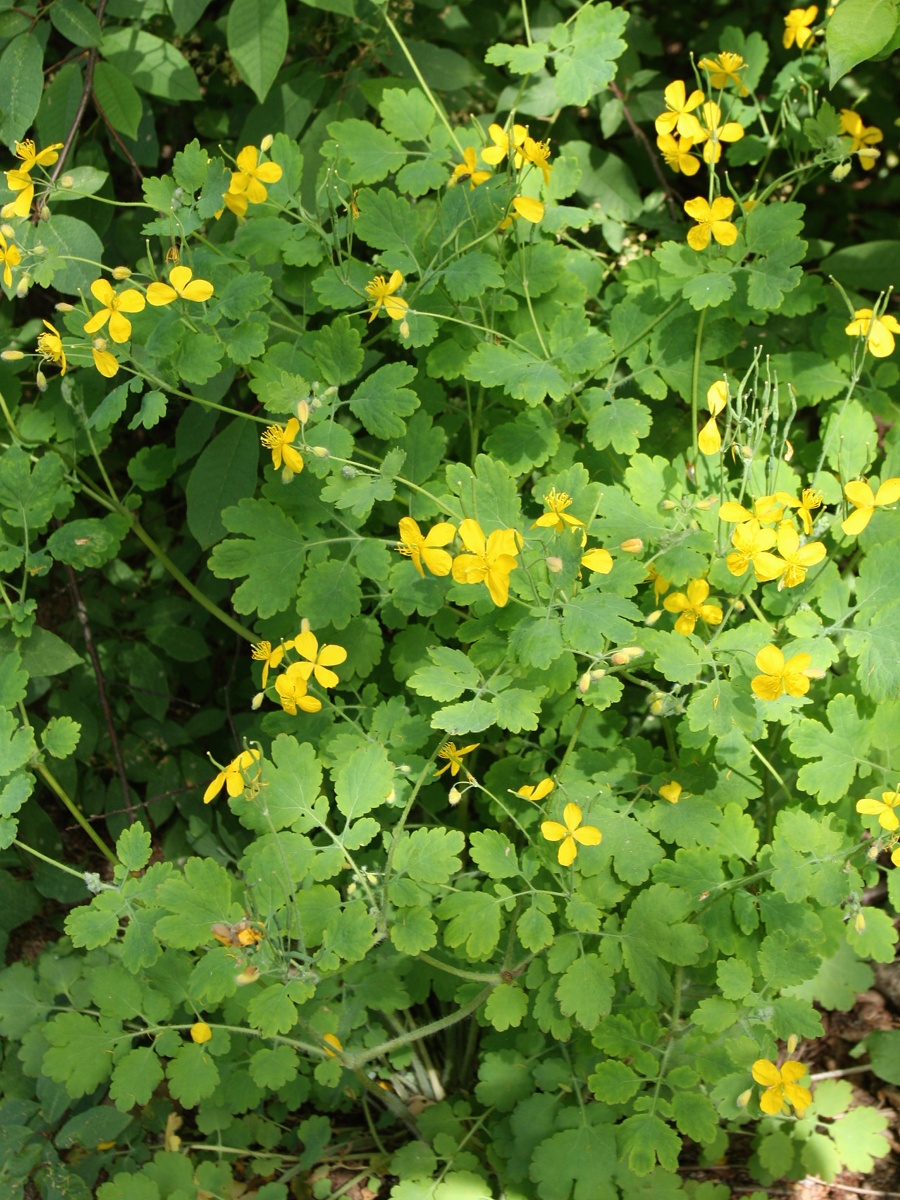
xmin=532 ymin=488 xmax=585 ymax=532
xmin=37 ymin=320 xmax=66 ymax=376
xmin=3 ymin=140 xmax=63 ymax=218
xmin=845 ymin=308 xmax=900 ymax=358
xmin=655 ymin=80 xmax=705 ymax=139
xmin=726 ymin=520 xmax=783 ymax=580
xmin=521 ymin=137 xmax=552 ymax=185
xmin=451 ymin=518 xmax=520 ymax=607
xmin=292 ymin=626 xmax=347 ymax=689
xmin=365 ymin=270 xmax=408 ymax=323
xmin=14 ymin=138 xmax=63 ymax=172
xmin=450 ymin=146 xmax=491 ymax=189
xmin=783 ymin=6 xmax=818 ymax=49
xmin=751 ymin=645 xmax=812 ymax=700
xmin=261 ymin=419 xmax=304 ymax=474
xmin=0 ymin=231 xmax=21 ymax=289
xmin=685 ymin=196 xmax=738 ymax=250
xmin=841 ymin=477 xmax=900 ymax=536
xmin=839 ymin=110 xmax=883 ymax=169
xmin=541 ymin=802 xmax=602 ymax=866
xmin=436 ymin=741 xmax=479 ymax=777
xmin=856 ymin=790 xmax=900 ymax=831
xmin=275 ymin=663 xmax=322 ymax=715
xmin=229 ymin=145 xmax=282 ymax=204
xmin=482 ymin=122 xmax=528 ymax=166
xmin=664 ymin=578 xmax=723 ymax=635
xmin=190 ymin=1021 xmax=213 ymax=1044
xmin=146 ymin=265 xmax=214 ymax=306
xmin=751 ymin=1058 xmax=811 ymax=1115
xmin=698 ymin=379 xmax=728 ymax=456
xmin=695 ymin=101 xmax=744 ymax=164
xmin=516 ymin=777 xmax=554 ymax=802
xmin=251 ymin=639 xmax=289 ymax=688
xmin=397 ymin=517 xmax=456 ymax=577
xmin=83 ymin=278 xmax=146 ymax=343
xmin=657 ymin=134 xmax=701 ymax=176
xmin=698 ymin=52 xmax=749 ymax=95
xmin=204 ymin=748 xmax=262 ymax=803
xmin=769 ymin=522 xmax=826 ymax=588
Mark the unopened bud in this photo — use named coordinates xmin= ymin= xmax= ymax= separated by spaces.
xmin=92 ymin=337 xmax=108 ymax=351
xmin=831 ymin=161 xmax=851 ymax=181
xmin=55 ymin=301 xmax=74 ymax=312
xmin=804 ymin=667 xmax=826 ymax=680
xmin=448 ymin=786 xmax=462 ymax=806
xmin=399 ymin=320 xmax=410 ymax=338
xmin=546 ymin=556 xmax=563 ymax=574
xmin=736 ymin=1088 xmax=752 ymax=1109
xmin=16 ymin=275 xmax=30 ymax=298
xmin=660 ymin=499 xmax=677 ymax=510
xmin=60 ymin=175 xmax=74 ymax=189
xmin=867 ymin=844 xmax=880 ymax=860
xmin=650 ymin=698 xmax=665 ymax=716
xmin=1 ymin=349 xmax=24 ymax=361
xmin=590 ymin=668 xmax=606 ymax=681
xmin=620 ymin=538 xmax=643 ymax=553
xmin=39 ymin=205 xmax=51 ymax=222
xmin=310 ymin=445 xmax=329 ymax=458
xmin=341 ymin=465 xmax=357 ymax=479
xmin=733 ymin=599 xmax=745 ymax=613
xmin=783 ymin=439 xmax=794 ymax=462
xmin=112 ymin=265 xmax=132 ymax=280
xmin=36 ymin=369 xmax=48 ymax=391
xmin=236 ymin=966 xmax=259 ymax=985
xmin=251 ymin=691 xmax=265 ymax=710
xmin=854 ymin=911 xmax=866 ymax=934
xmin=695 ymin=497 xmax=715 ymax=510
xmin=297 ymin=398 xmax=310 ymax=423
xmin=578 ymin=672 xmax=591 ymax=694
xmin=646 ymin=609 xmax=662 ymax=626
xmin=786 ymin=1034 xmax=799 ymax=1055
xmin=0 ymin=223 xmax=14 ymax=238
xmin=281 ymin=467 xmax=295 ymax=484
xmin=611 ymin=646 xmax=643 ymax=665
xmin=260 ymin=134 xmax=274 ymax=152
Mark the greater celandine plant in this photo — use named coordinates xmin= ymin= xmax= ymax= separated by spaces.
xmin=0 ymin=1 xmax=898 ymax=1197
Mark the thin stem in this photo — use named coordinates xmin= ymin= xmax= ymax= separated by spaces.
xmin=13 ymin=838 xmax=106 ymax=881
xmin=416 ymin=952 xmax=503 ymax=984
xmin=351 ymin=985 xmax=494 ymax=1067
xmin=32 ymin=763 xmax=118 ymax=864
xmin=691 ymin=308 xmax=708 ymax=461
xmin=382 ymin=14 xmax=465 ymax=157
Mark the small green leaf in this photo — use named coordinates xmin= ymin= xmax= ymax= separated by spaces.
xmin=348 ymin=362 xmax=419 ymax=439
xmin=166 ymin=1041 xmax=220 ymax=1106
xmin=484 ymin=983 xmax=528 ymax=1031
xmin=556 ymin=954 xmax=614 ymax=1029
xmin=394 ymin=828 xmax=465 ymax=885
xmin=333 ymin=743 xmax=394 ymax=820
xmin=116 ymin=822 xmax=152 ymax=873
xmin=109 ymin=1047 xmax=164 ymax=1112
xmin=92 ymin=61 xmax=142 ymax=139
xmin=50 ymin=0 xmax=101 ymax=47
xmin=40 ymin=716 xmax=81 ymax=760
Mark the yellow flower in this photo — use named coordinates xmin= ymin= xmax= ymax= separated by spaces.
xmin=0 ymin=231 xmax=20 ymax=289
xmin=684 ymin=196 xmax=738 ymax=250
xmin=581 ymin=546 xmax=613 ymax=574
xmin=435 ymin=741 xmax=479 ymax=778
xmin=501 ymin=195 xmax=545 ymax=226
xmin=726 ymin=520 xmax=783 ymax=580
xmin=228 ymin=145 xmax=282 ymax=204
xmin=481 ymin=122 xmax=528 ymax=166
xmin=793 ymin=488 xmax=823 ymax=535
xmin=698 ymin=52 xmax=749 ymax=95
xmin=251 ymin=639 xmax=289 ymax=688
xmin=292 ymin=626 xmax=347 ymax=689
xmin=783 ymin=6 xmax=818 ymax=49
xmin=323 ymin=1032 xmax=343 ymax=1057
xmin=654 ymin=80 xmax=705 ymax=139
xmin=532 ymin=488 xmax=585 ymax=532
xmin=365 ymin=270 xmax=408 ymax=323
xmin=397 ymin=517 xmax=457 ymax=577
xmin=451 ymin=518 xmax=520 ymax=607
xmin=719 ymin=493 xmax=794 ymax=524
xmin=659 ymin=781 xmax=682 ymax=804
xmin=190 ymin=1022 xmax=213 ymax=1044
xmin=663 ymin=578 xmax=723 ymax=635
xmin=3 ymin=169 xmax=34 ymax=218
xmin=698 ymin=378 xmax=728 ymax=454
xmin=751 ymin=1058 xmax=811 ymax=1115
xmin=13 ymin=138 xmax=63 ymax=172
xmin=841 ymin=477 xmax=900 ymax=536
xmin=521 ymin=136 xmax=552 ymax=185
xmin=751 ymin=645 xmax=812 ymax=700
xmin=646 ymin=565 xmax=670 ymax=600
xmin=839 ymin=110 xmax=883 ymax=169
xmin=695 ymin=101 xmax=744 ymax=164
xmin=260 ymin=419 xmax=304 ymax=474
xmin=656 ymin=133 xmax=701 ymax=176
xmin=856 ymin=790 xmax=900 ymax=832
xmin=204 ymin=748 xmax=262 ymax=803
xmin=274 ymin=663 xmax=322 ymax=715
xmin=83 ymin=278 xmax=146 ymax=344
xmin=449 ymin=146 xmax=491 ymax=189
xmin=541 ymin=802 xmax=602 ymax=867
xmin=516 ymin=777 xmax=554 ymax=802
xmin=220 ymin=187 xmax=249 ymax=220
xmin=146 ymin=264 xmax=214 ymax=306
xmin=92 ymin=343 xmax=119 ymax=378
xmin=768 ymin=521 xmax=827 ymax=588
xmin=845 ymin=308 xmax=900 ymax=358
xmin=36 ymin=320 xmax=66 ymax=376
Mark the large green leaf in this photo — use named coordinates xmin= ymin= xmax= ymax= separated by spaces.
xmin=826 ymin=0 xmax=898 ymax=85
xmin=227 ymin=0 xmax=289 ymax=103
xmin=100 ymin=28 xmax=201 ymax=100
xmin=0 ymin=33 xmax=44 ymax=145
xmin=185 ymin=418 xmax=260 ymax=550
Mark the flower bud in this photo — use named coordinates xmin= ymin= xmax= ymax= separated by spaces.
xmin=399 ymin=320 xmax=410 ymax=338
xmin=190 ymin=1021 xmax=212 ymax=1044
xmin=546 ymin=556 xmax=563 ymax=574
xmin=695 ymin=496 xmax=715 ymax=510
xmin=55 ymin=301 xmax=74 ymax=312
xmin=783 ymin=438 xmax=794 ymax=462
xmin=39 ymin=205 xmax=51 ymax=222
xmin=448 ymin=785 xmax=462 ymax=806
xmin=112 ymin=265 xmax=132 ymax=280
xmin=620 ymin=538 xmax=643 ymax=553
xmin=578 ymin=672 xmax=591 ymax=694
xmin=16 ymin=275 xmax=30 ymax=298
xmin=611 ymin=646 xmax=643 ymax=665
xmin=260 ymin=134 xmax=274 ymax=152
xmin=1 ymin=350 xmax=24 ymax=361
xmin=646 ymin=609 xmax=662 ymax=626
xmin=786 ymin=1034 xmax=799 ymax=1056
xmin=660 ymin=499 xmax=677 ymax=510
xmin=341 ymin=465 xmax=357 ymax=479
xmin=0 ymin=223 xmax=14 ymax=238
xmin=854 ymin=911 xmax=866 ymax=934
xmin=92 ymin=337 xmax=108 ymax=352
xmin=165 ymin=246 xmax=180 ymax=263
xmin=36 ymin=369 xmax=47 ymax=392
xmin=736 ymin=1088 xmax=752 ymax=1109
xmin=733 ymin=599 xmax=745 ymax=613
xmin=296 ymin=398 xmax=310 ymax=424
xmin=311 ymin=446 xmax=329 ymax=458
xmin=251 ymin=691 xmax=265 ymax=710
xmin=60 ymin=175 xmax=74 ymax=189
xmin=236 ymin=966 xmax=259 ymax=985
xmin=590 ymin=668 xmax=606 ymax=681
xmin=831 ymin=161 xmax=851 ymax=181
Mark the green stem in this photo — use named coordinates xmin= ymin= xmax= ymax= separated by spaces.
xmin=416 ymin=952 xmax=503 ymax=984
xmin=33 ymin=763 xmax=118 ymax=864
xmin=382 ymin=14 xmax=465 ymax=157
xmin=691 ymin=308 xmax=707 ymax=462
xmin=351 ymin=984 xmax=494 ymax=1067
xmin=13 ymin=838 xmax=111 ymax=880
xmin=556 ymin=706 xmax=588 ymax=777
xmin=128 ymin=517 xmax=256 ymax=643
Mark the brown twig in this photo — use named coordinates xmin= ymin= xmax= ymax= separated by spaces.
xmin=609 ymin=81 xmax=682 ymax=221
xmin=92 ymin=95 xmax=144 ymax=181
xmin=63 ymin=562 xmax=136 ymax=822
xmin=47 ymin=0 xmax=110 ymax=187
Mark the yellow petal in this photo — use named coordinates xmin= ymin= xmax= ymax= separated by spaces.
xmin=751 ymin=1059 xmax=781 ymax=1087
xmin=754 ymin=644 xmax=785 ymax=675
